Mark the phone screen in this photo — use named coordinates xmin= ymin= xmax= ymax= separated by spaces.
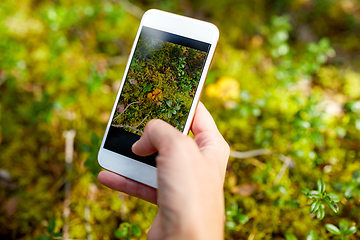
xmin=104 ymin=26 xmax=211 ymax=167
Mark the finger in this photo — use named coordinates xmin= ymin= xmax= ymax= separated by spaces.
xmin=191 ymin=102 xmax=230 ymax=174
xmin=98 ymin=171 xmax=157 ymax=204
xmin=191 ymin=102 xmax=221 ymax=137
xmin=132 ymin=119 xmax=187 ymax=159
xmin=131 ymin=120 xmax=159 ymax=156
xmin=147 ymin=213 xmax=164 ymax=240
xmin=191 ymin=102 xmax=227 ymax=151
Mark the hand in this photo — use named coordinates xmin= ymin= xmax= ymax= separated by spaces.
xmin=98 ymin=102 xmax=230 ymax=240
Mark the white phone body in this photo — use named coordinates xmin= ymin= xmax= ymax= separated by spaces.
xmin=98 ymin=9 xmax=219 ymax=188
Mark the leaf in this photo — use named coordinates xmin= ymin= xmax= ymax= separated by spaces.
xmin=47 ymin=218 xmax=56 ymax=234
xmin=327 ymin=193 xmax=340 ymax=203
xmin=306 ymin=229 xmax=318 ymax=240
xmin=34 ymin=235 xmax=49 ymax=240
xmin=285 ymin=233 xmax=298 ymax=240
xmin=301 ymin=188 xmax=311 ymax=196
xmin=128 ymin=79 xmax=137 ymax=84
xmin=316 ymin=205 xmax=325 ymax=220
xmin=231 ymin=183 xmax=257 ymax=196
xmin=114 ymin=227 xmax=128 ymax=239
xmin=317 ymin=179 xmax=325 ymax=194
xmin=353 ymin=170 xmax=360 ymax=179
xmin=339 ymin=219 xmax=349 ymax=232
xmin=167 ymin=112 xmax=172 ymax=118
xmin=343 ymin=226 xmax=357 ymax=236
xmin=309 ymin=190 xmax=322 ymax=199
xmin=166 ymin=99 xmax=172 ymax=107
xmin=285 ymin=199 xmax=300 ymax=209
xmin=310 ymin=201 xmax=320 ymax=213
xmin=116 ymin=104 xmax=125 ymax=113
xmin=345 ymin=186 xmax=355 ymax=198
xmin=142 ymin=84 xmax=152 ymax=92
xmin=323 ymin=196 xmax=339 ymax=213
xmin=131 ymin=223 xmax=141 ymax=237
xmin=238 ymin=214 xmax=249 ymax=225
xmin=226 ymin=210 xmax=235 ymax=217
xmin=228 ymin=202 xmax=239 ymax=214
xmin=91 ymin=133 xmax=100 ymax=145
xmin=225 ymin=221 xmax=236 ymax=230
xmin=115 ymin=223 xmax=131 ymax=239
xmin=325 ymin=224 xmax=341 ymax=235
xmin=53 ymin=232 xmax=62 ymax=237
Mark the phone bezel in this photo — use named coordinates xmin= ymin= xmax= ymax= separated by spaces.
xmin=98 ymin=9 xmax=219 ymax=188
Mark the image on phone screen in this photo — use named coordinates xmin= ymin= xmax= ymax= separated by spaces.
xmin=104 ymin=26 xmax=211 ymax=167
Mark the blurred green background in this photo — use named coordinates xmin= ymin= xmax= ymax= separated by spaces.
xmin=0 ymin=0 xmax=360 ymax=239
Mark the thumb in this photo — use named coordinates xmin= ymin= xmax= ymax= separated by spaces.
xmin=132 ymin=119 xmax=186 ymax=158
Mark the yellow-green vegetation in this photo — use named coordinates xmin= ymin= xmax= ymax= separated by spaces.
xmin=111 ymin=35 xmax=207 ymax=134
xmin=0 ymin=0 xmax=359 ymax=239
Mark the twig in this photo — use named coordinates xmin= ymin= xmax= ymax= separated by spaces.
xmin=113 ymin=101 xmax=140 ymax=120
xmin=230 ymin=149 xmax=272 ymax=159
xmin=276 ymin=153 xmax=296 ymax=168
xmin=62 ymin=130 xmax=76 ymax=240
xmin=107 ymin=55 xmax=128 ymax=66
xmin=0 ymin=70 xmax=6 ymax=87
xmin=118 ymin=192 xmax=128 ymax=220
xmin=230 ymin=149 xmax=295 ymax=168
xmin=231 ymin=148 xmax=295 ymax=185
xmin=274 ymin=155 xmax=292 ymax=185
xmin=112 ymin=124 xmax=144 ymax=134
xmin=84 ymin=206 xmax=92 ymax=240
xmin=113 ymin=0 xmax=144 ymax=19
xmin=134 ymin=115 xmax=148 ymax=128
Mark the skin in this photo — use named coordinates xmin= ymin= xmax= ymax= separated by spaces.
xmin=98 ymin=102 xmax=230 ymax=240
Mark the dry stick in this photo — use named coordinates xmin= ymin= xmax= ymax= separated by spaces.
xmin=274 ymin=155 xmax=292 ymax=185
xmin=62 ymin=130 xmax=76 ymax=240
xmin=230 ymin=149 xmax=272 ymax=159
xmin=114 ymin=0 xmax=144 ymax=19
xmin=84 ymin=205 xmax=92 ymax=240
xmin=107 ymin=55 xmax=128 ymax=66
xmin=113 ymin=101 xmax=140 ymax=121
xmin=230 ymin=149 xmax=295 ymax=185
xmin=0 ymin=71 xmax=6 ymax=87
xmin=112 ymin=124 xmax=144 ymax=134
xmin=112 ymin=116 xmax=148 ymax=134
xmin=112 ymin=102 xmax=147 ymax=134
xmin=230 ymin=149 xmax=295 ymax=166
xmin=0 ymin=77 xmax=5 ymax=87
xmin=134 ymin=115 xmax=149 ymax=128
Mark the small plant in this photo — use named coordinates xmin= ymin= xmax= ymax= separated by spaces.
xmin=306 ymin=229 xmax=319 ymax=240
xmin=334 ymin=170 xmax=360 ymax=199
xmin=82 ymin=133 xmax=102 ymax=176
xmin=285 ymin=233 xmax=298 ymax=240
xmin=302 ymin=179 xmax=340 ymax=220
xmin=147 ymin=88 xmax=163 ymax=101
xmin=176 ymin=56 xmax=187 ymax=77
xmin=325 ymin=220 xmax=357 ymax=240
xmin=34 ymin=219 xmax=62 ymax=240
xmin=285 ymin=229 xmax=321 ymax=240
xmin=175 ymin=56 xmax=196 ymax=93
xmin=225 ymin=202 xmax=249 ymax=231
xmin=161 ymin=99 xmax=181 ymax=119
xmin=114 ymin=222 xmax=141 ymax=240
xmin=174 ymin=119 xmax=184 ymax=131
xmin=142 ymin=82 xmax=153 ymax=92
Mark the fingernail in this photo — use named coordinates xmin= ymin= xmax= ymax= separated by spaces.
xmin=132 ymin=140 xmax=139 ymax=149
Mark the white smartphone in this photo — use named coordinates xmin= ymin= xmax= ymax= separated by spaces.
xmin=98 ymin=9 xmax=219 ymax=188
